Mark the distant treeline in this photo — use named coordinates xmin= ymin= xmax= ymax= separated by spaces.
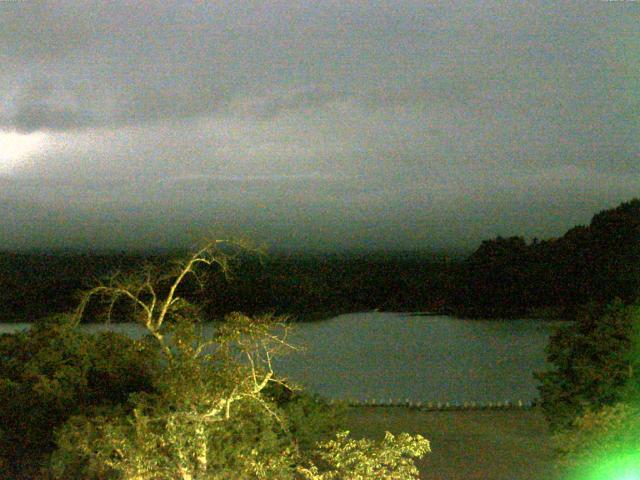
xmin=452 ymin=198 xmax=640 ymax=318
xmin=0 ymin=198 xmax=638 ymax=322
xmin=0 ymin=249 xmax=456 ymax=322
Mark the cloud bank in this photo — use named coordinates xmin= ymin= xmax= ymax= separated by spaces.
xmin=0 ymin=0 xmax=637 ymax=251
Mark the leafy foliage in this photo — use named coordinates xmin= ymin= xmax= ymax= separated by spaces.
xmin=298 ymin=430 xmax=430 ymax=480
xmin=535 ymin=300 xmax=640 ymax=430
xmin=43 ymin=241 xmax=429 ymax=479
xmin=0 ymin=315 xmax=157 ymax=479
xmin=553 ymin=403 xmax=640 ymax=478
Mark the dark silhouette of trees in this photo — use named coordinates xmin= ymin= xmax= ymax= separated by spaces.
xmin=453 ymin=198 xmax=640 ymax=318
xmin=0 ymin=198 xmax=637 ymax=322
xmin=453 ymin=236 xmax=532 ymax=317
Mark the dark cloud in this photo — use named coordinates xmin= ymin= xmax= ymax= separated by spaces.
xmin=0 ymin=0 xmax=637 ymax=250
xmin=4 ymin=79 xmax=94 ymax=132
xmin=231 ymin=86 xmax=349 ymax=120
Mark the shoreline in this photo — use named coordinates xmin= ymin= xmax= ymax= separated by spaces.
xmin=288 ymin=308 xmax=567 ymax=323
xmin=0 ymin=307 xmax=569 ymax=327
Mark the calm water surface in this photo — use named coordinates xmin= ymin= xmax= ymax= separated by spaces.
xmin=0 ymin=312 xmax=563 ymax=403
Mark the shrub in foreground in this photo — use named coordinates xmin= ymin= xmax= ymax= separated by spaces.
xmin=553 ymin=403 xmax=640 ymax=479
xmin=0 ymin=315 xmax=156 ymax=479
xmin=535 ymin=300 xmax=640 ymax=431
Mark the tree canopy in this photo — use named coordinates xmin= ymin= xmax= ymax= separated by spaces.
xmin=0 ymin=241 xmax=430 ymax=479
xmin=535 ymin=300 xmax=640 ymax=431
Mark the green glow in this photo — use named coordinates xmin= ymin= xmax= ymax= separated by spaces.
xmin=568 ymin=452 xmax=640 ymax=480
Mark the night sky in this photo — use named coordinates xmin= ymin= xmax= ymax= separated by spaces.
xmin=0 ymin=1 xmax=638 ymax=252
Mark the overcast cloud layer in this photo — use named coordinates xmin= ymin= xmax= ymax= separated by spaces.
xmin=0 ymin=1 xmax=638 ymax=251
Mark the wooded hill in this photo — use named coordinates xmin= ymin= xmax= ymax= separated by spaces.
xmin=452 ymin=198 xmax=640 ymax=317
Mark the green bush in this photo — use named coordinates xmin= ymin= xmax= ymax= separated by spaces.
xmin=0 ymin=315 xmax=157 ymax=479
xmin=553 ymin=403 xmax=640 ymax=479
xmin=535 ymin=300 xmax=640 ymax=431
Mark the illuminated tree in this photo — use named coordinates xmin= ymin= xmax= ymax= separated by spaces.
xmin=49 ymin=240 xmax=430 ymax=479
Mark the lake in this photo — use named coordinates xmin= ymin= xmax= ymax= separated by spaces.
xmin=0 ymin=312 xmax=563 ymax=404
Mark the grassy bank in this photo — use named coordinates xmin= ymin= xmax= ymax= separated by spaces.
xmin=344 ymin=406 xmax=560 ymax=480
